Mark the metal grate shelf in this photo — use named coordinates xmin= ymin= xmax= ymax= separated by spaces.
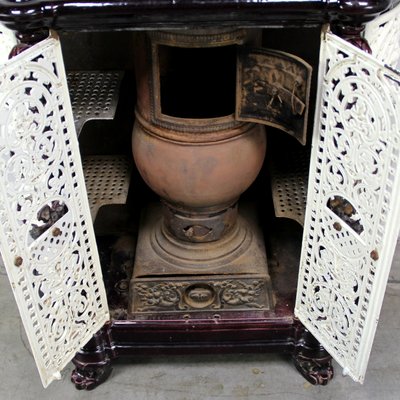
xmin=82 ymin=155 xmax=132 ymax=221
xmin=67 ymin=71 xmax=123 ymax=135
xmin=270 ymin=146 xmax=310 ymax=226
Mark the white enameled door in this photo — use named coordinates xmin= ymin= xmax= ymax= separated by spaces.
xmin=295 ymin=27 xmax=400 ymax=383
xmin=364 ymin=2 xmax=400 ymax=70
xmin=0 ymin=31 xmax=109 ymax=387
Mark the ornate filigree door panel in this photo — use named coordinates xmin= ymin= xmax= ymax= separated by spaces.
xmin=364 ymin=3 xmax=400 ymax=69
xmin=295 ymin=29 xmax=400 ymax=383
xmin=0 ymin=32 xmax=109 ymax=387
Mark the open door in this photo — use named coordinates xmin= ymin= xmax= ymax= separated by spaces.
xmin=364 ymin=2 xmax=400 ymax=70
xmin=295 ymin=28 xmax=400 ymax=383
xmin=0 ymin=32 xmax=109 ymax=387
xmin=236 ymin=47 xmax=312 ymax=145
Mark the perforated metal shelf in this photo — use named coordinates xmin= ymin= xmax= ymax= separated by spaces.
xmin=82 ymin=155 xmax=132 ymax=220
xmin=270 ymin=146 xmax=310 ymax=226
xmin=67 ymin=71 xmax=123 ymax=135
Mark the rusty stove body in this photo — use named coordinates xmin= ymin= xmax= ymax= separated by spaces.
xmin=123 ymin=28 xmax=311 ymax=318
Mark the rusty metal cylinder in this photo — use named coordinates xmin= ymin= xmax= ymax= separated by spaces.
xmin=132 ymin=28 xmax=266 ymax=243
xmin=132 ymin=119 xmax=266 ymax=241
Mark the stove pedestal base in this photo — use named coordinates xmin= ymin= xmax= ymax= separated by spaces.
xmin=129 ymin=203 xmax=274 ymax=318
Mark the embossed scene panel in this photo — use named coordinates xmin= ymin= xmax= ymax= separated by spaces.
xmin=296 ymin=30 xmax=400 ymax=383
xmin=132 ymin=278 xmax=270 ymax=314
xmin=236 ymin=48 xmax=312 ymax=145
xmin=0 ymin=33 xmax=109 ymax=387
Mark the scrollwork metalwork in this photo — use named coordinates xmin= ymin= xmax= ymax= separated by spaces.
xmin=296 ymin=31 xmax=400 ymax=383
xmin=0 ymin=34 xmax=109 ymax=387
xmin=364 ymin=3 xmax=400 ymax=70
xmin=133 ymin=279 xmax=267 ymax=312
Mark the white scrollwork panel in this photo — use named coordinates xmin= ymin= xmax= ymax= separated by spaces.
xmin=0 ymin=22 xmax=17 ymax=65
xmin=295 ymin=31 xmax=400 ymax=383
xmin=364 ymin=3 xmax=400 ymax=70
xmin=0 ymin=33 xmax=109 ymax=387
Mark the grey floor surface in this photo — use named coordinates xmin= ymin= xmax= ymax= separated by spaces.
xmin=1 ymin=240 xmax=399 ymax=400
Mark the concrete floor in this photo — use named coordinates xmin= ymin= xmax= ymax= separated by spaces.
xmin=0 ymin=241 xmax=399 ymax=400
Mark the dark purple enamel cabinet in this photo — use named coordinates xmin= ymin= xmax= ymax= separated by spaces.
xmin=0 ymin=0 xmax=398 ymax=31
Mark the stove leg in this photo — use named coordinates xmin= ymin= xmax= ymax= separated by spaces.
xmin=71 ymin=327 xmax=113 ymax=390
xmin=332 ymin=22 xmax=371 ymax=53
xmin=293 ymin=328 xmax=334 ymax=385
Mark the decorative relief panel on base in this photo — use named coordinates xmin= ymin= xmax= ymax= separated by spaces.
xmin=131 ymin=277 xmax=271 ymax=314
xmin=364 ymin=3 xmax=400 ymax=70
xmin=0 ymin=33 xmax=109 ymax=387
xmin=296 ymin=30 xmax=400 ymax=383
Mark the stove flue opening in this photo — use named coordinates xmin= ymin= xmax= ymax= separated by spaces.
xmin=158 ymin=45 xmax=237 ymax=119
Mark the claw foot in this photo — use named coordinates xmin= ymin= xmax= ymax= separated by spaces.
xmin=71 ymin=363 xmax=112 ymax=390
xmin=293 ymin=354 xmax=334 ymax=385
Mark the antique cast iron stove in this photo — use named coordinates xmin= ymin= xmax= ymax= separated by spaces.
xmin=1 ymin=0 xmax=399 ymax=391
xmin=130 ymin=29 xmax=273 ymax=316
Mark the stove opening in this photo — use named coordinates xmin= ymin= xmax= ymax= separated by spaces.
xmin=158 ymin=45 xmax=237 ymax=119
